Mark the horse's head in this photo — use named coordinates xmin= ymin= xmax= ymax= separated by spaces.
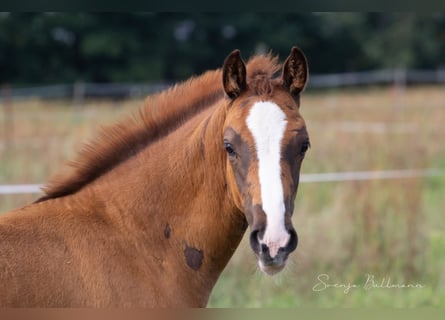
xmin=222 ymin=47 xmax=309 ymax=275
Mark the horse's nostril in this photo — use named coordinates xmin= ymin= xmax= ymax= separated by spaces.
xmin=285 ymin=228 xmax=298 ymax=253
xmin=250 ymin=227 xmax=266 ymax=254
xmin=261 ymin=243 xmax=268 ymax=254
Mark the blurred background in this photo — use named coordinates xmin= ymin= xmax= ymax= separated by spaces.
xmin=0 ymin=12 xmax=444 ymax=307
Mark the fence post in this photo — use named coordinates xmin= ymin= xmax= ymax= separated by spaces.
xmin=1 ymin=83 xmax=13 ymax=151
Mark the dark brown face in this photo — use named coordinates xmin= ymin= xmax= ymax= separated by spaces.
xmin=221 ymin=46 xmax=310 ymax=275
xmin=223 ymin=94 xmax=310 ymax=275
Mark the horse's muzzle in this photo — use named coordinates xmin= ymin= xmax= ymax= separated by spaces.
xmin=249 ymin=227 xmax=298 ymax=275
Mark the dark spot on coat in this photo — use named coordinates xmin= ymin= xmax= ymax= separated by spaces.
xmin=184 ymin=244 xmax=203 ymax=271
xmin=164 ymin=223 xmax=171 ymax=239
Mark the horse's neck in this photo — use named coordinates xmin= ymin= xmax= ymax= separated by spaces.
xmin=75 ymin=102 xmax=247 ymax=304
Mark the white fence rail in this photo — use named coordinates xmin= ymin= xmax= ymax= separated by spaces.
xmin=1 ymin=68 xmax=445 ymax=103
xmin=1 ymin=168 xmax=442 ymax=195
xmin=0 ymin=184 xmax=42 ymax=195
xmin=299 ymin=168 xmax=441 ymax=183
xmin=308 ymin=68 xmax=445 ymax=88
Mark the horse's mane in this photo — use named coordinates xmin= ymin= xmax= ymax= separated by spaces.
xmin=37 ymin=53 xmax=281 ymax=202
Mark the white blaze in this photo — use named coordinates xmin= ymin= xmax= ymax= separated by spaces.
xmin=246 ymin=101 xmax=289 ymax=258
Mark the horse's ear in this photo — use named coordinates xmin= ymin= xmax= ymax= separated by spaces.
xmin=282 ymin=46 xmax=309 ymax=98
xmin=222 ymin=49 xmax=247 ymax=99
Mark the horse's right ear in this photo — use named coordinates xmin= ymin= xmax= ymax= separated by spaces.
xmin=222 ymin=49 xmax=247 ymax=99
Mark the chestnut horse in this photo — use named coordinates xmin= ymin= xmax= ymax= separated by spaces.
xmin=0 ymin=47 xmax=310 ymax=307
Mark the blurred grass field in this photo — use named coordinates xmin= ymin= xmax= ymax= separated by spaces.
xmin=1 ymin=86 xmax=444 ymax=307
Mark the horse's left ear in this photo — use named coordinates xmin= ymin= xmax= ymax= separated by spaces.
xmin=282 ymin=46 xmax=309 ymax=99
xmin=222 ymin=49 xmax=247 ymax=99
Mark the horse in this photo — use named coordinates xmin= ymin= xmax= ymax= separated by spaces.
xmin=0 ymin=47 xmax=310 ymax=307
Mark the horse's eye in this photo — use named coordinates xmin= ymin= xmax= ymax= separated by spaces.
xmin=300 ymin=140 xmax=310 ymax=156
xmin=224 ymin=142 xmax=236 ymax=157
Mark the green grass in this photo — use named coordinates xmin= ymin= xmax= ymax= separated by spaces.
xmin=1 ymin=86 xmax=444 ymax=307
